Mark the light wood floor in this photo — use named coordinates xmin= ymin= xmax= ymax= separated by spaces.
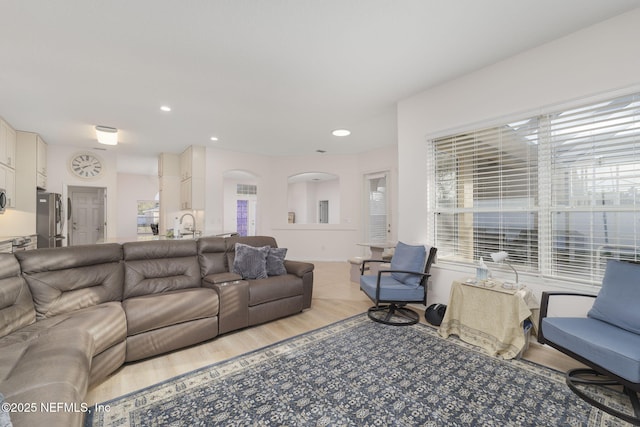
xmin=85 ymin=261 xmax=583 ymax=405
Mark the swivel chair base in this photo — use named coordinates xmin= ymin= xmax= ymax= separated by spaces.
xmin=567 ymin=368 xmax=640 ymax=425
xmin=367 ymin=304 xmax=419 ymax=326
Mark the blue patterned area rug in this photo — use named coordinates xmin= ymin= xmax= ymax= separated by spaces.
xmin=85 ymin=313 xmax=632 ymax=426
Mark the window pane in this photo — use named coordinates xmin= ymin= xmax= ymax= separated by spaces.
xmin=552 ymin=211 xmax=640 ymax=280
xmin=137 ymin=200 xmax=159 ymax=235
xmin=366 ymin=174 xmax=388 ymax=243
xmin=433 ymin=124 xmax=538 ymax=267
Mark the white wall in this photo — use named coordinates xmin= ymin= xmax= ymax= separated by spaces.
xmin=47 ymin=145 xmax=119 ymax=243
xmin=397 ymin=9 xmax=640 ymax=302
xmin=204 ymin=145 xmax=397 ymax=261
xmin=116 ymin=173 xmax=158 ymax=238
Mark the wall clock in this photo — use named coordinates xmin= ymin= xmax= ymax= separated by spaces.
xmin=69 ymin=152 xmax=104 ymax=179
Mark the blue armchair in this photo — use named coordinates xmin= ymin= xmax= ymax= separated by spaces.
xmin=538 ymin=260 xmax=640 ymax=424
xmin=360 ymin=242 xmax=437 ymax=326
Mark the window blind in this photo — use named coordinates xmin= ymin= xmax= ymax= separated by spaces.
xmin=548 ymin=93 xmax=640 ymax=281
xmin=430 ymin=92 xmax=640 ymax=284
xmin=433 ymin=124 xmax=538 ymax=270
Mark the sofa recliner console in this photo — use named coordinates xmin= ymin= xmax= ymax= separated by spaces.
xmin=0 ymin=235 xmax=313 ymax=427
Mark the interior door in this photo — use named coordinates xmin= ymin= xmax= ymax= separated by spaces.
xmin=69 ymin=187 xmax=105 ymax=245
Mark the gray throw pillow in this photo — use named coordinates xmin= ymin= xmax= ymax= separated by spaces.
xmin=266 ymin=247 xmax=288 ymax=276
xmin=233 ymin=243 xmax=269 ymax=279
xmin=0 ymin=393 xmax=12 ymax=427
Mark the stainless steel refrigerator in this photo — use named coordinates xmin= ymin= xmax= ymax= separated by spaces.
xmin=36 ymin=192 xmax=65 ymax=248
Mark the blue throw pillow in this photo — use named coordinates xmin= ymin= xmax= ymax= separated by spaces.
xmin=588 ymin=260 xmax=640 ymax=334
xmin=390 ymin=242 xmax=427 ymax=287
xmin=233 ymin=243 xmax=269 ymax=279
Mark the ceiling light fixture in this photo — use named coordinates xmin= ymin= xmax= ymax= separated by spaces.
xmin=160 ymin=105 xmax=171 ymax=112
xmin=332 ymin=129 xmax=351 ymax=137
xmin=210 ymin=136 xmax=219 ymax=142
xmin=95 ymin=125 xmax=118 ymax=145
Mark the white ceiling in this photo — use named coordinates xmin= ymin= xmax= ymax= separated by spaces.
xmin=1 ymin=1 xmax=638 ymax=159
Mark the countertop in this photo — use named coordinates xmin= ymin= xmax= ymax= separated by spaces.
xmin=0 ymin=235 xmax=36 ymax=244
xmin=100 ymin=235 xmax=199 ymax=244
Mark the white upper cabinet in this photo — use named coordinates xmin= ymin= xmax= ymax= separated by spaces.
xmin=0 ymin=118 xmax=17 ymax=169
xmin=179 ymin=145 xmax=205 ymax=210
xmin=16 ymin=131 xmax=48 ymax=211
xmin=36 ymin=135 xmax=47 ymax=178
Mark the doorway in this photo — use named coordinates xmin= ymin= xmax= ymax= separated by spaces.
xmin=68 ymin=186 xmax=106 ymax=245
xmin=223 ymin=170 xmax=259 ymax=236
xmin=364 ymin=171 xmax=390 ymax=243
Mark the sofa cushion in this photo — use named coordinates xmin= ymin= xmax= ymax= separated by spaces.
xmin=123 ymin=288 xmax=219 ymax=336
xmin=360 ymin=275 xmax=426 ymax=302
xmin=15 ymin=244 xmax=124 ymax=320
xmin=248 ymin=275 xmax=303 ymax=306
xmin=542 ymin=316 xmax=640 ymax=383
xmin=0 ymin=327 xmax=93 ymax=427
xmin=588 ymin=260 xmax=640 ymax=334
xmin=0 ymin=327 xmax=93 ymax=400
xmin=197 ymin=236 xmax=228 ymax=277
xmin=266 ymin=247 xmax=287 ymax=277
xmin=32 ymin=302 xmax=127 ymax=356
xmin=0 ymin=255 xmax=35 ymax=339
xmin=123 ymin=240 xmax=200 ymax=299
xmin=233 ymin=243 xmax=269 ymax=279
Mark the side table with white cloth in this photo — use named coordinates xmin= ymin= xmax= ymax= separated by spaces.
xmin=439 ymin=279 xmax=540 ymax=359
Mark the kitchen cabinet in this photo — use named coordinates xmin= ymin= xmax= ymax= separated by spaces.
xmin=179 ymin=145 xmax=205 ymax=210
xmin=36 ymin=135 xmax=47 ymax=187
xmin=16 ymin=131 xmax=48 ymax=212
xmin=158 ymin=153 xmax=180 ymax=234
xmin=0 ymin=118 xmax=16 ymax=169
xmin=159 ymin=152 xmax=180 ymax=178
xmin=180 ymin=147 xmax=192 ymax=180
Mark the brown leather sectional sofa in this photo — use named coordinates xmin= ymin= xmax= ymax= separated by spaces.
xmin=0 ymin=235 xmax=313 ymax=427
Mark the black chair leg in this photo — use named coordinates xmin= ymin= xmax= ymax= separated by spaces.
xmin=567 ymin=368 xmax=640 ymax=425
xmin=367 ymin=303 xmax=419 ymax=326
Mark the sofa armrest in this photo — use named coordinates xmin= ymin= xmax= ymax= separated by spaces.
xmin=538 ymin=291 xmax=596 ymax=344
xmin=284 ymin=260 xmax=314 ymax=277
xmin=211 ymin=280 xmax=249 ymax=334
xmin=202 ymin=272 xmax=243 ymax=287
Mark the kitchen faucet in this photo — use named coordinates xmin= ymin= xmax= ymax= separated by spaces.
xmin=179 ymin=213 xmax=196 ymax=234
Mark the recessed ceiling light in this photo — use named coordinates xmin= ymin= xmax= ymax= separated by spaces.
xmin=332 ymin=129 xmax=351 ymax=137
xmin=316 ymin=149 xmax=326 ymax=153
xmin=210 ymin=136 xmax=219 ymax=142
xmin=160 ymin=105 xmax=171 ymax=112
